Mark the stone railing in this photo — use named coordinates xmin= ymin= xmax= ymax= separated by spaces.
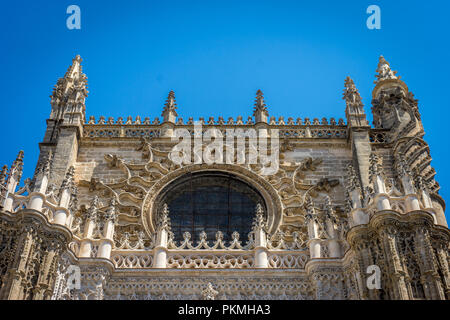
xmin=83 ymin=122 xmax=348 ymax=139
xmin=369 ymin=129 xmax=390 ymax=144
xmin=110 ymin=248 xmax=309 ymax=270
xmin=108 ymin=229 xmax=309 ymax=270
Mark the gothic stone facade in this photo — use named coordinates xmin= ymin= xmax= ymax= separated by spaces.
xmin=0 ymin=55 xmax=449 ymax=300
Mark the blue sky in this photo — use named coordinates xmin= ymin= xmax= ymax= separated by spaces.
xmin=1 ymin=1 xmax=449 ymax=220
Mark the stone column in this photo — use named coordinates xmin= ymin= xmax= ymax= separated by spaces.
xmin=396 ymin=158 xmax=420 ymax=212
xmin=2 ymin=226 xmax=35 ymax=300
xmin=3 ymin=151 xmax=24 ymax=212
xmin=380 ymin=227 xmax=409 ymax=299
xmin=28 ymin=152 xmax=52 ymax=211
xmin=153 ymin=204 xmax=171 ymax=268
xmin=252 ymin=203 xmax=268 ymax=268
xmin=53 ymin=167 xmax=74 ymax=226
xmin=305 ymin=197 xmax=322 ymax=259
xmin=434 ymin=241 xmax=450 ymax=299
xmin=324 ymin=196 xmax=341 ymax=258
xmin=98 ymin=199 xmax=117 ymax=259
xmin=414 ymin=174 xmax=437 ymax=222
xmin=33 ymin=240 xmax=61 ymax=300
xmin=369 ymin=153 xmax=391 ymax=211
xmin=413 ymin=226 xmax=446 ymax=300
xmin=79 ymin=196 xmax=99 ymax=258
xmin=346 ymin=164 xmax=368 ymax=226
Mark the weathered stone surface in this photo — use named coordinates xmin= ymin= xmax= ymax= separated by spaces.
xmin=0 ymin=55 xmax=448 ymax=300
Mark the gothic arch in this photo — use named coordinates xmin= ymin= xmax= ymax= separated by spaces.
xmin=141 ymin=164 xmax=284 ymax=237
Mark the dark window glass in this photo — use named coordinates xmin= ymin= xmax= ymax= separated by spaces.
xmin=158 ymin=172 xmax=265 ymax=242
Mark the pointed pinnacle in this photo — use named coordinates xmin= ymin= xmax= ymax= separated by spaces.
xmin=375 ymin=55 xmax=399 ymax=83
xmin=73 ymin=55 xmax=82 ymax=63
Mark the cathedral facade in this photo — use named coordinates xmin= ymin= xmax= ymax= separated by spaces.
xmin=0 ymin=55 xmax=448 ymax=300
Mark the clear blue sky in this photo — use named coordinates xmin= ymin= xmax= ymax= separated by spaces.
xmin=1 ymin=1 xmax=449 ymax=220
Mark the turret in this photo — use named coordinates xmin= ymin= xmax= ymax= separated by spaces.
xmin=371 ymin=55 xmax=444 ymax=225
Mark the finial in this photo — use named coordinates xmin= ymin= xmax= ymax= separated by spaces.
xmin=73 ymin=54 xmax=82 ymax=63
xmin=253 ymin=90 xmax=269 ymax=123
xmin=375 ymin=55 xmax=399 ymax=84
xmin=157 ymin=203 xmax=171 ymax=231
xmin=305 ymin=195 xmax=315 ymax=215
xmin=162 ymin=90 xmax=178 ymax=122
xmin=369 ymin=153 xmax=383 ymax=182
xmin=324 ymin=195 xmax=337 ymax=221
xmin=343 ymin=77 xmax=368 ymax=127
xmin=252 ymin=203 xmax=266 ymax=230
xmin=61 ymin=166 xmax=75 ymax=190
xmin=395 ymin=155 xmax=412 ymax=178
xmin=85 ymin=195 xmax=99 ymax=220
xmin=37 ymin=151 xmax=53 ymax=177
xmin=346 ymin=164 xmax=360 ymax=192
xmin=9 ymin=150 xmax=24 ymax=181
xmin=104 ymin=197 xmax=118 ymax=222
xmin=343 ymin=77 xmax=363 ymax=107
xmin=0 ymin=165 xmax=8 ymax=186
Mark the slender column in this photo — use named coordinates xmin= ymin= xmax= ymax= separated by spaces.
xmin=305 ymin=197 xmax=322 ymax=258
xmin=414 ymin=227 xmax=446 ymax=300
xmin=98 ymin=198 xmax=117 ymax=259
xmin=435 ymin=241 xmax=450 ymax=299
xmin=3 ymin=151 xmax=24 ymax=212
xmin=346 ymin=164 xmax=368 ymax=226
xmin=324 ymin=196 xmax=341 ymax=258
xmin=78 ymin=196 xmax=99 ymax=258
xmin=369 ymin=153 xmax=391 ymax=211
xmin=396 ymin=157 xmax=420 ymax=212
xmin=153 ymin=203 xmax=171 ymax=268
xmin=33 ymin=241 xmax=61 ymax=300
xmin=53 ymin=167 xmax=74 ymax=225
xmin=381 ymin=228 xmax=409 ymax=299
xmin=3 ymin=225 xmax=38 ymax=300
xmin=28 ymin=152 xmax=52 ymax=211
xmin=253 ymin=203 xmax=268 ymax=268
xmin=414 ymin=174 xmax=437 ymax=221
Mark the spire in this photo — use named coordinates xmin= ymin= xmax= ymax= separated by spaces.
xmin=369 ymin=153 xmax=383 ymax=182
xmin=157 ymin=203 xmax=172 ymax=231
xmin=0 ymin=165 xmax=8 ymax=186
xmin=343 ymin=77 xmax=363 ymax=107
xmin=374 ymin=55 xmax=399 ymax=84
xmin=252 ymin=203 xmax=266 ymax=231
xmin=104 ymin=198 xmax=118 ymax=222
xmin=60 ymin=166 xmax=75 ymax=190
xmin=253 ymin=90 xmax=269 ymax=123
xmin=35 ymin=151 xmax=53 ymax=177
xmin=49 ymin=55 xmax=88 ymax=125
xmin=305 ymin=195 xmax=315 ymax=216
xmin=346 ymin=164 xmax=360 ymax=192
xmin=161 ymin=90 xmax=178 ymax=123
xmin=85 ymin=195 xmax=99 ymax=220
xmin=343 ymin=77 xmax=369 ymax=127
xmin=8 ymin=151 xmax=24 ymax=183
